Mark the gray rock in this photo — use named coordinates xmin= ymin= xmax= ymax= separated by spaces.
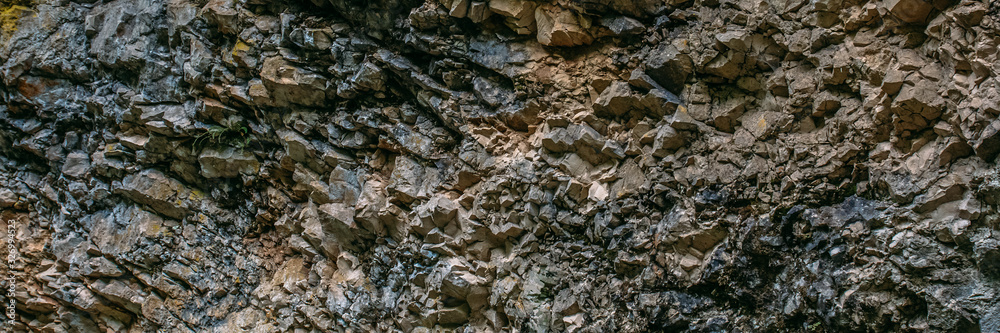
xmin=117 ymin=169 xmax=194 ymax=219
xmin=260 ymin=57 xmax=329 ymax=107
xmin=593 ymin=81 xmax=637 ymax=118
xmin=61 ymin=152 xmax=91 ymax=178
xmin=645 ymin=45 xmax=693 ymax=94
xmin=600 ymin=16 xmax=644 ymax=36
xmin=198 ymin=148 xmax=260 ymax=178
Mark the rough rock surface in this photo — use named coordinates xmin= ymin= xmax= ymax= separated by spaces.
xmin=2 ymin=0 xmax=1000 ymax=332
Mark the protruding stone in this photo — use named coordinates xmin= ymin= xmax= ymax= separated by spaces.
xmin=534 ymin=4 xmax=593 ymax=46
xmin=600 ymin=16 xmax=644 ymax=36
xmin=886 ymin=0 xmax=935 ymax=24
xmin=198 ymin=148 xmax=259 ymax=178
xmin=62 ymin=152 xmax=92 ymax=178
xmin=645 ymin=44 xmax=693 ymax=94
xmin=652 ymin=125 xmax=685 ymax=157
xmin=260 ymin=57 xmax=329 ymax=107
xmin=975 ymin=119 xmax=1000 ymax=162
xmin=593 ymin=81 xmax=637 ymax=118
xmin=489 ymin=0 xmax=536 ymax=34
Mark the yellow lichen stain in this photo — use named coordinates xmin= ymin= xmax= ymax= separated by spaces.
xmin=232 ymin=39 xmax=251 ymax=55
xmin=1 ymin=5 xmax=31 ymax=38
xmin=233 ymin=39 xmax=250 ymax=55
xmin=757 ymin=117 xmax=766 ymax=129
xmin=227 ymin=39 xmax=251 ymax=65
xmin=677 ymin=105 xmax=688 ymax=114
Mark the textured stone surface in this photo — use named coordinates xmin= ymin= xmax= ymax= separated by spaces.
xmin=3 ymin=0 xmax=1000 ymax=332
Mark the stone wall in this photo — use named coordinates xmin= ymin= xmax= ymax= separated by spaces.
xmin=1 ymin=0 xmax=1000 ymax=331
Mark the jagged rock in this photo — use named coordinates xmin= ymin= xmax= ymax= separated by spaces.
xmin=468 ymin=2 xmax=492 ymax=22
xmin=593 ymin=81 xmax=637 ymax=118
xmin=89 ymin=205 xmax=165 ymax=260
xmin=117 ymin=169 xmax=195 ymax=219
xmin=641 ymin=89 xmax=683 ymax=118
xmin=489 ymin=0 xmax=536 ymax=34
xmin=351 ymin=62 xmax=387 ymax=92
xmin=61 ymin=152 xmax=91 ymax=178
xmin=652 ymin=125 xmax=684 ymax=157
xmin=704 ymin=50 xmax=745 ymax=79
xmin=409 ymin=2 xmax=451 ymax=30
xmin=892 ymin=79 xmax=944 ymax=132
xmin=975 ymin=119 xmax=1000 ymax=162
xmin=886 ymin=0 xmax=936 ymax=24
xmin=645 ymin=44 xmax=693 ymax=94
xmin=202 ymin=0 xmax=240 ymax=34
xmin=388 ymin=155 xmax=424 ymax=203
xmin=600 ymin=16 xmax=644 ymax=36
xmin=534 ymin=4 xmax=593 ymax=47
xmin=89 ymin=280 xmax=144 ymax=315
xmin=198 ymin=147 xmax=260 ymax=178
xmin=259 ymin=57 xmax=329 ymax=107
xmin=6 ymin=0 xmax=1000 ymax=332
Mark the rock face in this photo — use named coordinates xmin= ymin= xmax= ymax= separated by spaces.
xmin=3 ymin=0 xmax=1000 ymax=332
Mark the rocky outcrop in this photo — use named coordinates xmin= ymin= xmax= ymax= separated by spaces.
xmin=3 ymin=0 xmax=1000 ymax=332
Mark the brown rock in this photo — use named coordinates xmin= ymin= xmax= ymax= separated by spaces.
xmin=593 ymin=81 xmax=637 ymax=118
xmin=489 ymin=0 xmax=536 ymax=34
xmin=534 ymin=4 xmax=593 ymax=46
xmin=975 ymin=119 xmax=1000 ymax=162
xmin=886 ymin=0 xmax=934 ymax=24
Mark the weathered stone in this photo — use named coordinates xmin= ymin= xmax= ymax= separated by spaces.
xmin=534 ymin=4 xmax=593 ymax=46
xmin=351 ymin=62 xmax=387 ymax=92
xmin=61 ymin=152 xmax=91 ymax=178
xmin=198 ymin=148 xmax=259 ymax=178
xmin=892 ymin=79 xmax=944 ymax=132
xmin=645 ymin=44 xmax=693 ymax=93
xmin=117 ymin=169 xmax=195 ymax=219
xmin=201 ymin=0 xmax=240 ymax=34
xmin=641 ymin=89 xmax=682 ymax=118
xmin=489 ymin=0 xmax=536 ymax=34
xmin=886 ymin=0 xmax=935 ymax=24
xmin=8 ymin=1 xmax=1000 ymax=332
xmin=975 ymin=119 xmax=1000 ymax=162
xmin=467 ymin=2 xmax=492 ymax=22
xmin=260 ymin=57 xmax=329 ymax=107
xmin=593 ymin=81 xmax=637 ymax=118
xmin=388 ymin=155 xmax=424 ymax=203
xmin=90 ymin=205 xmax=165 ymax=258
xmin=600 ymin=16 xmax=644 ymax=36
xmin=652 ymin=125 xmax=684 ymax=157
